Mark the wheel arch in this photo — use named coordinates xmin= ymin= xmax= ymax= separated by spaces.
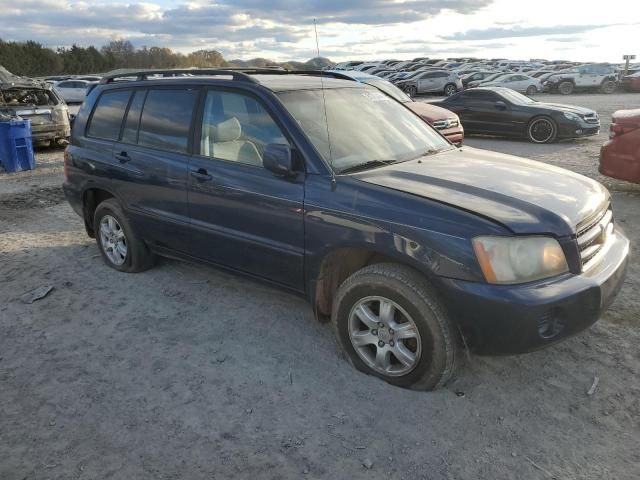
xmin=82 ymin=187 xmax=117 ymax=237
xmin=310 ymin=245 xmax=435 ymax=322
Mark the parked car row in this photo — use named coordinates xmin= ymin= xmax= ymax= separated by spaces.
xmin=331 ymin=57 xmax=631 ymax=96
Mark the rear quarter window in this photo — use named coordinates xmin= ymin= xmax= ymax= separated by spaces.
xmin=87 ymin=90 xmax=131 ymax=141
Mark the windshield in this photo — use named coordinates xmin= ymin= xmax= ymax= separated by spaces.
xmin=364 ymin=79 xmax=411 ymax=103
xmin=498 ymin=89 xmax=536 ymax=105
xmin=278 ymin=87 xmax=451 ymax=174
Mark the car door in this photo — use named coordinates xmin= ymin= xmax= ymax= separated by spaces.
xmin=430 ymin=72 xmax=449 ymax=92
xmin=55 ymin=81 xmax=73 ymax=102
xmin=110 ymin=87 xmax=198 ymax=253
xmin=465 ymin=90 xmax=515 ymax=134
xmin=416 ymin=72 xmax=434 ymax=93
xmin=187 ymin=88 xmax=305 ymax=290
xmin=72 ymin=82 xmax=86 ymax=102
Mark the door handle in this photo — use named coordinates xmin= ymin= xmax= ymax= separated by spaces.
xmin=191 ymin=168 xmax=213 ymax=182
xmin=115 ymin=151 xmax=130 ymax=163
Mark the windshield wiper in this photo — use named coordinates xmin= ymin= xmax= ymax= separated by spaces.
xmin=338 ymin=160 xmax=395 ymax=174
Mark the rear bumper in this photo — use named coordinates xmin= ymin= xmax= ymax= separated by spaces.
xmin=62 ymin=181 xmax=84 ymax=217
xmin=599 ymin=140 xmax=640 ymax=183
xmin=439 ymin=226 xmax=629 ymax=355
xmin=31 ymin=123 xmax=71 ymax=141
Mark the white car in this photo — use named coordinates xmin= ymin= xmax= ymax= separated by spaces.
xmin=479 ymin=74 xmax=542 ymax=95
xmin=53 ymin=79 xmax=96 ymax=103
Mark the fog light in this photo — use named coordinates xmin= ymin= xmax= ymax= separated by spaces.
xmin=576 ymin=129 xmax=583 ymax=135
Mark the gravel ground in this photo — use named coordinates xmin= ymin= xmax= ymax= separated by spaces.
xmin=1 ymin=93 xmax=639 ymax=480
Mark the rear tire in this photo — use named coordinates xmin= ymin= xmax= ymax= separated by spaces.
xmin=444 ymin=83 xmax=457 ymax=96
xmin=601 ymin=80 xmax=616 ymax=94
xmin=94 ymin=198 xmax=154 ymax=273
xmin=527 ymin=116 xmax=557 ymax=144
xmin=526 ymin=85 xmax=537 ymax=95
xmin=558 ymin=81 xmax=574 ymax=95
xmin=332 ymin=263 xmax=459 ymax=391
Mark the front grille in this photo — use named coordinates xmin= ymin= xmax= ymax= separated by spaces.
xmin=583 ymin=112 xmax=599 ymax=124
xmin=576 ymin=208 xmax=613 ymax=270
xmin=432 ymin=118 xmax=459 ymax=130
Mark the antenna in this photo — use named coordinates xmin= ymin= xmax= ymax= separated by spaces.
xmin=313 ymin=19 xmax=335 ymax=181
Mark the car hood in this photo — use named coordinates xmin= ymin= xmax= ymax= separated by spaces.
xmin=406 ymin=101 xmax=458 ymax=122
xmin=537 ymin=102 xmax=595 ymax=115
xmin=354 ymin=147 xmax=609 ymax=236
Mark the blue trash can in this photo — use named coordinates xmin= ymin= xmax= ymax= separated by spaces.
xmin=0 ymin=119 xmax=36 ymax=173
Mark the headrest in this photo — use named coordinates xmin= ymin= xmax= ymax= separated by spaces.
xmin=207 ymin=117 xmax=241 ymax=142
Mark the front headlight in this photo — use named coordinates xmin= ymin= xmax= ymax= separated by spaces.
xmin=472 ymin=236 xmax=568 ymax=284
xmin=563 ymin=112 xmax=580 ymax=121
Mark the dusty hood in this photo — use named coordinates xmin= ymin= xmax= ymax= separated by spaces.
xmin=354 ymin=146 xmax=609 ymax=236
xmin=406 ymin=101 xmax=458 ymax=122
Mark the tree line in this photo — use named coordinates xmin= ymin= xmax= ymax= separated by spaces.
xmin=0 ymin=39 xmax=331 ymax=77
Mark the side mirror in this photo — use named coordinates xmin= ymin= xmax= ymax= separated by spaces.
xmin=495 ymin=100 xmax=507 ymax=110
xmin=68 ymin=113 xmax=76 ymax=128
xmin=263 ymin=143 xmax=296 ymax=177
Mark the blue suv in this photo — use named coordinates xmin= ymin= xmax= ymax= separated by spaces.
xmin=63 ymin=69 xmax=629 ymax=390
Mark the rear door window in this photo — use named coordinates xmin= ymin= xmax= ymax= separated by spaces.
xmin=87 ymin=90 xmax=131 ymax=141
xmin=137 ymin=89 xmax=198 ymax=153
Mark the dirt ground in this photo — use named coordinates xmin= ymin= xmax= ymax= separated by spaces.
xmin=1 ymin=93 xmax=639 ymax=480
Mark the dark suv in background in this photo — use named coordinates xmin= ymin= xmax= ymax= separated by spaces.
xmin=63 ymin=69 xmax=629 ymax=390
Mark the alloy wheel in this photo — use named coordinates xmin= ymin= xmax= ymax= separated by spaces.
xmin=99 ymin=215 xmax=128 ymax=266
xmin=444 ymin=84 xmax=457 ymax=96
xmin=528 ymin=118 xmax=555 ymax=143
xmin=348 ymin=296 xmax=422 ymax=377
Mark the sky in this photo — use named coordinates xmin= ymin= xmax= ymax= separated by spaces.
xmin=1 ymin=0 xmax=639 ymax=62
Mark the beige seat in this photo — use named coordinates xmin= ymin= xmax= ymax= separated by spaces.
xmin=201 ymin=117 xmax=262 ymax=166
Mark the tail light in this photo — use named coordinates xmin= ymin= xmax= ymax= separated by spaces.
xmin=63 ymin=146 xmax=70 ymax=180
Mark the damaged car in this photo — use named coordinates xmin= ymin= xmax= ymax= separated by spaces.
xmin=0 ymin=66 xmax=71 ymax=146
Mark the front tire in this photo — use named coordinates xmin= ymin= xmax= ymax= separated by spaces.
xmin=527 ymin=116 xmax=557 ymax=144
xmin=404 ymin=85 xmax=417 ymax=97
xmin=332 ymin=263 xmax=458 ymax=391
xmin=526 ymin=85 xmax=537 ymax=95
xmin=94 ymin=198 xmax=154 ymax=273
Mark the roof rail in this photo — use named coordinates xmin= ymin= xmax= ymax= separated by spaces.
xmin=99 ymin=68 xmax=260 ymax=84
xmin=97 ymin=67 xmax=359 ymax=86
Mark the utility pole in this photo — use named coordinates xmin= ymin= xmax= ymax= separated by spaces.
xmin=623 ymin=54 xmax=636 ymax=76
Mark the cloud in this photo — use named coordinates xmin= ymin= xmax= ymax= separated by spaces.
xmin=443 ymin=24 xmax=617 ymax=41
xmin=546 ymin=36 xmax=582 ymax=43
xmin=0 ymin=0 xmax=493 ymax=46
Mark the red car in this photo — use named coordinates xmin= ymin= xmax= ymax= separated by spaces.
xmin=621 ymin=71 xmax=640 ymax=92
xmin=599 ymin=109 xmax=640 ymax=183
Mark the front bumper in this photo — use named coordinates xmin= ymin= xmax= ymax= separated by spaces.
xmin=439 ymin=226 xmax=629 ymax=355
xmin=440 ymin=126 xmax=464 ymax=146
xmin=557 ymin=118 xmax=600 ymax=139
